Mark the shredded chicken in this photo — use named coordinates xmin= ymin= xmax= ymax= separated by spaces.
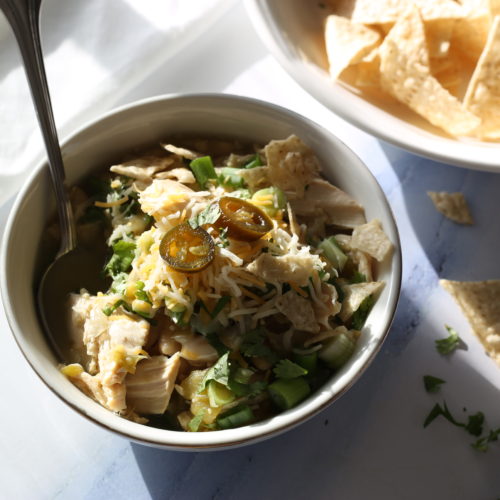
xmin=126 ymin=353 xmax=181 ymax=414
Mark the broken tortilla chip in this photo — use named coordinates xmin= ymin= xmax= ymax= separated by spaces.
xmin=379 ymin=5 xmax=481 ymax=136
xmin=350 ymin=219 xmax=393 ymax=262
xmin=340 ymin=281 xmax=385 ymax=322
xmin=440 ymin=279 xmax=500 ymax=364
xmin=325 ymin=15 xmax=381 ymax=80
xmin=463 ymin=16 xmax=500 ymax=139
xmin=427 ymin=191 xmax=473 ymax=224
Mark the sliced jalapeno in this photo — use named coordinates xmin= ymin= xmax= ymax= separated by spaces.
xmin=159 ymin=223 xmax=215 ymax=272
xmin=217 ymin=196 xmax=273 ymax=241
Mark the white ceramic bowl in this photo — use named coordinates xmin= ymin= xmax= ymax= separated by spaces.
xmin=245 ymin=0 xmax=500 ymax=172
xmin=1 ymin=93 xmax=401 ymax=450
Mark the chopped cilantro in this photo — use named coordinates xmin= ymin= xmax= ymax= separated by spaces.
xmin=166 ymin=308 xmax=186 ymax=326
xmin=472 ymin=428 xmax=500 ymax=452
xmin=423 ymin=401 xmax=463 ymax=428
xmin=465 ymin=412 xmax=485 ymax=437
xmin=120 ymin=191 xmax=142 ymax=217
xmin=211 ymin=295 xmax=230 ymax=319
xmin=199 ymin=352 xmax=231 ymax=392
xmin=104 ymin=239 xmax=136 ymax=278
xmin=350 ymin=271 xmax=367 ymax=284
xmin=109 ymin=272 xmax=128 ymax=295
xmin=240 ymin=329 xmax=278 ymax=364
xmin=351 ymin=295 xmax=374 ymax=330
xmin=188 ymin=203 xmax=221 ymax=229
xmin=217 ymin=227 xmax=229 ymax=248
xmin=273 ymin=359 xmax=308 ymax=379
xmin=205 ymin=333 xmax=230 ymax=356
xmin=423 ymin=375 xmax=446 ymax=393
xmin=435 ymin=325 xmax=461 ymax=355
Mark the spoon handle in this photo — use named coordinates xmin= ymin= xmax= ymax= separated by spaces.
xmin=1 ymin=0 xmax=76 ymax=255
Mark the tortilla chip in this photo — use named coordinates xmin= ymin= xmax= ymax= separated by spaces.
xmin=353 ymin=47 xmax=381 ymax=87
xmin=350 ymin=219 xmax=393 ymax=262
xmin=427 ymin=191 xmax=473 ymax=224
xmin=325 ymin=15 xmax=381 ymax=80
xmin=351 ymin=0 xmax=465 ymax=24
xmin=339 ymin=281 xmax=385 ymax=322
xmin=451 ymin=6 xmax=491 ymax=63
xmin=489 ymin=0 xmax=500 ymax=16
xmin=379 ymin=6 xmax=481 ymax=136
xmin=430 ymin=52 xmax=463 ymax=96
xmin=440 ymin=279 xmax=500 ymax=364
xmin=425 ymin=18 xmax=456 ymax=58
xmin=463 ymin=16 xmax=500 ymax=139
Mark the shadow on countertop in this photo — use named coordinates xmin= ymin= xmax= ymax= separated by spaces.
xmin=380 ymin=142 xmax=500 ymax=281
xmin=129 ymin=337 xmax=500 ymax=500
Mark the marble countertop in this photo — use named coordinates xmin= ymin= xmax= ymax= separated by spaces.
xmin=1 ymin=3 xmax=500 ymax=499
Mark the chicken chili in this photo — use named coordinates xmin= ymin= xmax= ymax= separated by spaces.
xmin=60 ymin=135 xmax=393 ymax=431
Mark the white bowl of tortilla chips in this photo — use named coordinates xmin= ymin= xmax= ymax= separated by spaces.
xmin=246 ymin=0 xmax=500 ymax=171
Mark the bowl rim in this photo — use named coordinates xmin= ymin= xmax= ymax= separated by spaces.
xmin=0 ymin=92 xmax=402 ymax=450
xmin=244 ymin=0 xmax=500 ymax=173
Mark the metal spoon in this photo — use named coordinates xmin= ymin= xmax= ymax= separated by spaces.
xmin=2 ymin=0 xmax=107 ymax=361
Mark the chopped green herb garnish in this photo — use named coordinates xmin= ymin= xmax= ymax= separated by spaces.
xmin=273 ymin=359 xmax=308 ymax=379
xmin=188 ymin=203 xmax=221 ymax=229
xmin=200 ymin=352 xmax=231 ymax=392
xmin=350 ymin=271 xmax=367 ymax=284
xmin=423 ymin=375 xmax=446 ymax=393
xmin=351 ymin=295 xmax=374 ymax=330
xmin=472 ymin=428 xmax=500 ymax=452
xmin=465 ymin=412 xmax=485 ymax=437
xmin=205 ymin=333 xmax=230 ymax=356
xmin=165 ymin=308 xmax=186 ymax=326
xmin=189 ymin=156 xmax=217 ymax=188
xmin=211 ymin=295 xmax=230 ymax=319
xmin=217 ymin=227 xmax=229 ymax=248
xmin=423 ymin=401 xmax=463 ymax=428
xmin=240 ymin=329 xmax=278 ymax=364
xmin=109 ymin=272 xmax=128 ymax=295
xmin=104 ymin=239 xmax=136 ymax=278
xmin=435 ymin=325 xmax=461 ymax=355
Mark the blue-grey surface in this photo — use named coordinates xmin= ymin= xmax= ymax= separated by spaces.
xmin=1 ymin=3 xmax=500 ymax=500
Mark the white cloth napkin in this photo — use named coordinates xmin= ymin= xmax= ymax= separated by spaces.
xmin=0 ymin=0 xmax=235 ymax=207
